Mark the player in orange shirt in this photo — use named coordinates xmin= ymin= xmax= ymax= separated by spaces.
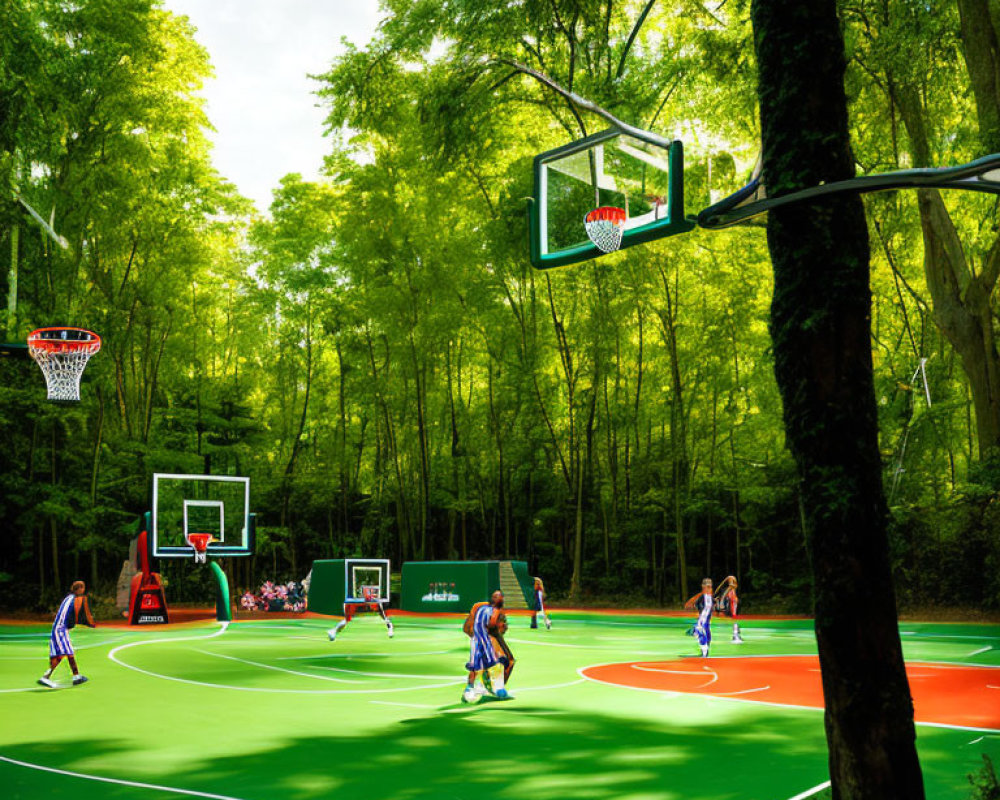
xmin=715 ymin=575 xmax=743 ymax=643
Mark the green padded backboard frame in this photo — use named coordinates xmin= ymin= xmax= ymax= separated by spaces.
xmin=530 ymin=127 xmax=695 ymax=270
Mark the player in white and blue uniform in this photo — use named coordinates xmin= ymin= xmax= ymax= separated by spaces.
xmin=530 ymin=576 xmax=551 ymax=630
xmin=683 ymin=578 xmax=715 ymax=657
xmin=39 ymin=581 xmax=94 ymax=687
xmin=462 ymin=590 xmax=512 ymax=702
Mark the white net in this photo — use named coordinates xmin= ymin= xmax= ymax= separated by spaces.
xmin=584 ymin=207 xmax=627 ymax=253
xmin=28 ymin=342 xmax=100 ymax=402
xmin=585 ymin=219 xmax=624 ymax=253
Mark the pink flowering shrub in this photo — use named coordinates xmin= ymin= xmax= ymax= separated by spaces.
xmin=242 ymin=579 xmax=305 ymax=612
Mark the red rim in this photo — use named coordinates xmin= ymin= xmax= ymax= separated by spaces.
xmin=585 ymin=206 xmax=627 ymax=224
xmin=27 ymin=327 xmax=102 ymax=353
xmin=186 ymin=533 xmax=214 ymax=552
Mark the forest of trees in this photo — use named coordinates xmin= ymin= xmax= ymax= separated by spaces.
xmin=2 ymin=0 xmax=999 ymax=614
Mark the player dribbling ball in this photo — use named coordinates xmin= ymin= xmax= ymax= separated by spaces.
xmin=38 ymin=580 xmax=95 ymax=688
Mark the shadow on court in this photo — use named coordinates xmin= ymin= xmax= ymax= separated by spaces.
xmin=3 ymin=708 xmax=995 ymax=800
xmin=5 ymin=708 xmax=831 ymax=800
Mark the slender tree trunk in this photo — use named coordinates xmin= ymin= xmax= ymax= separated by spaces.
xmin=7 ymin=224 xmax=18 ymax=337
xmin=891 ymin=11 xmax=1000 ymax=460
xmin=90 ymin=386 xmax=105 ymax=589
xmin=570 ymin=369 xmax=598 ymax=599
xmin=751 ymin=2 xmax=924 ymax=797
xmin=656 ymin=263 xmax=688 ymax=600
xmin=337 ymin=339 xmax=349 ymax=539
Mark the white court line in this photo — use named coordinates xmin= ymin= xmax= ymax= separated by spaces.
xmin=277 ymin=649 xmax=451 ymax=661
xmin=369 ymin=700 xmax=439 ymax=709
xmin=312 ymin=665 xmax=458 ymax=680
xmin=505 ymin=637 xmax=673 ymax=656
xmin=577 ymin=662 xmax=1000 ymax=733
xmin=786 ymin=780 xmax=831 ymax=800
xmin=0 ymin=754 xmax=245 ymax=800
xmin=714 ymin=685 xmax=770 ymax=696
xmin=0 ymin=636 xmax=127 ymax=652
xmin=195 ymin=650 xmax=368 ymax=683
xmin=630 ymin=665 xmax=713 ymax=676
xmin=515 ymin=678 xmax=587 ymax=693
xmin=900 ymin=632 xmax=1000 ymax=641
xmin=631 ymin=664 xmax=719 ymax=689
xmin=108 ymin=627 xmax=462 ymax=695
xmin=969 ymin=646 xmax=993 ymax=657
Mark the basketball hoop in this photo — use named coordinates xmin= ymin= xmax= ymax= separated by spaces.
xmin=584 ymin=206 xmax=627 ymax=253
xmin=186 ymin=533 xmax=214 ymax=564
xmin=27 ymin=327 xmax=101 ymax=403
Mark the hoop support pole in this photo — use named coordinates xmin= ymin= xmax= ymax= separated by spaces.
xmin=209 ymin=561 xmax=232 ymax=622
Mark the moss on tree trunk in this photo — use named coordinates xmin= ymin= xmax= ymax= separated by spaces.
xmin=750 ymin=1 xmax=925 ymax=797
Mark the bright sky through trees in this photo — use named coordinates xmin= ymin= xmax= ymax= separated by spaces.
xmin=161 ymin=0 xmax=382 ymax=212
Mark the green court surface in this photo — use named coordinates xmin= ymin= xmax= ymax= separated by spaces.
xmin=1 ymin=612 xmax=997 ymax=800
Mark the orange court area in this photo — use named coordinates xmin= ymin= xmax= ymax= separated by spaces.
xmin=581 ymin=655 xmax=1000 ymax=730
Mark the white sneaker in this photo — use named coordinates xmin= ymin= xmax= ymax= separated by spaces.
xmin=72 ymin=675 xmax=88 ymax=686
xmin=386 ymin=621 xmax=394 ymax=639
xmin=544 ymin=617 xmax=551 ymax=630
xmin=328 ymin=620 xmax=347 ymax=641
xmin=732 ymin=636 xmax=744 ymax=644
xmin=462 ymin=688 xmax=480 ymax=704
xmin=37 ymin=676 xmax=56 ymax=688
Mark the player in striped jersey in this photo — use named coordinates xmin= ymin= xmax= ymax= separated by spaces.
xmin=38 ymin=581 xmax=95 ymax=687
xmin=462 ymin=590 xmax=512 ymax=702
xmin=683 ymin=578 xmax=715 ymax=657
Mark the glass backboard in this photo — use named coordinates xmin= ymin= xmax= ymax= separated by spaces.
xmin=530 ymin=128 xmax=695 ymax=269
xmin=345 ymin=559 xmax=391 ymax=604
xmin=151 ymin=473 xmax=253 ymax=559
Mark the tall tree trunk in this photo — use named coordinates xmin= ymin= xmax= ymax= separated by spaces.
xmin=337 ymin=339 xmax=349 ymax=539
xmin=751 ymin=1 xmax=924 ymax=797
xmin=570 ymin=367 xmax=598 ymax=599
xmin=50 ymin=426 xmax=61 ymax=591
xmin=90 ymin=386 xmax=105 ymax=589
xmin=408 ymin=334 xmax=430 ymax=559
xmin=957 ymin=0 xmax=1000 ymax=155
xmin=656 ymin=263 xmax=688 ymax=600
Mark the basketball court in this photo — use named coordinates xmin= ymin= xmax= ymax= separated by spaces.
xmin=1 ymin=612 xmax=996 ymax=799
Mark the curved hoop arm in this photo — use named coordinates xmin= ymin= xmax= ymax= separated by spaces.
xmin=697 ymin=153 xmax=1000 ymax=230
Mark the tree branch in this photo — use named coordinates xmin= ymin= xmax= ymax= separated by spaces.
xmin=492 ymin=58 xmax=677 ymax=146
xmin=617 ymin=0 xmax=658 ymax=79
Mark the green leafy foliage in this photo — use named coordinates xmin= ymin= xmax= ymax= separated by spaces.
xmin=0 ymin=0 xmax=998 ymax=614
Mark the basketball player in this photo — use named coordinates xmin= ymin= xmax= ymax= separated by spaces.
xmin=328 ymin=596 xmax=393 ymax=641
xmin=38 ymin=581 xmax=95 ymax=687
xmin=462 ymin=590 xmax=512 ymax=702
xmin=530 ymin=576 xmax=551 ymax=630
xmin=716 ymin=575 xmax=743 ymax=643
xmin=683 ymin=577 xmax=715 ymax=657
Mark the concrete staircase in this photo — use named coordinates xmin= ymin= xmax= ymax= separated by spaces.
xmin=499 ymin=561 xmax=529 ymax=609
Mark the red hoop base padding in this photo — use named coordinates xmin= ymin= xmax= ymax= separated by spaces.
xmin=343 ymin=602 xmax=383 ymax=622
